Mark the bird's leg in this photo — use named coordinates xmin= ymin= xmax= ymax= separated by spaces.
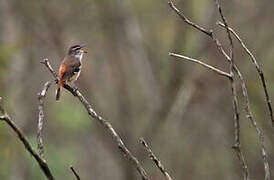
xmin=70 ymin=81 xmax=78 ymax=93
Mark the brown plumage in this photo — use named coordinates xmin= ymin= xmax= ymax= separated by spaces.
xmin=56 ymin=45 xmax=87 ymax=101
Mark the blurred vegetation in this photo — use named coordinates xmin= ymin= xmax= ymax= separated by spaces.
xmin=1 ymin=0 xmax=274 ymax=179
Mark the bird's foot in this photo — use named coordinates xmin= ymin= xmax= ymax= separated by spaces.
xmin=72 ymin=86 xmax=78 ymax=95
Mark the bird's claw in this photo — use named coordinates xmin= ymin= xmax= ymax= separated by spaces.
xmin=72 ymin=87 xmax=78 ymax=94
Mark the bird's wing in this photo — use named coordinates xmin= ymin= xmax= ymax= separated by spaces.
xmin=62 ymin=61 xmax=81 ymax=81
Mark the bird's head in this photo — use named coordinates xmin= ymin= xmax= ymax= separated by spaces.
xmin=68 ymin=45 xmax=87 ymax=56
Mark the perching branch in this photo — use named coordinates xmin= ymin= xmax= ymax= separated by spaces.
xmin=40 ymin=59 xmax=78 ymax=96
xmin=217 ymin=21 xmax=274 ymax=127
xmin=168 ymin=53 xmax=232 ymax=79
xmin=0 ymin=97 xmax=55 ymax=180
xmin=139 ymin=138 xmax=172 ymax=180
xmin=70 ymin=166 xmax=81 ymax=180
xmin=37 ymin=81 xmax=51 ymax=160
xmin=41 ymin=59 xmax=150 ymax=180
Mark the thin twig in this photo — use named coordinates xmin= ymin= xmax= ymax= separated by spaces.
xmin=168 ymin=1 xmax=229 ymax=62
xmin=230 ymin=69 xmax=250 ymax=180
xmin=215 ymin=0 xmax=234 ymax=58
xmin=215 ymin=1 xmax=250 ymax=179
xmin=168 ymin=1 xmax=213 ymax=36
xmin=0 ymin=98 xmax=55 ymax=180
xmin=216 ymin=1 xmax=270 ymax=178
xmin=235 ymin=67 xmax=270 ymax=180
xmin=169 ymin=1 xmax=272 ymax=179
xmin=169 ymin=53 xmax=232 ymax=78
xmin=70 ymin=166 xmax=80 ymax=180
xmin=40 ymin=59 xmax=150 ymax=180
xmin=169 ymin=1 xmax=252 ymax=179
xmin=217 ymin=21 xmax=274 ymax=127
xmin=37 ymin=81 xmax=51 ymax=160
xmin=41 ymin=59 xmax=58 ymax=80
xmin=139 ymin=138 xmax=172 ymax=180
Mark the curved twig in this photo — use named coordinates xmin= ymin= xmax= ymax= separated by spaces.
xmin=215 ymin=1 xmax=250 ymax=179
xmin=169 ymin=53 xmax=232 ymax=78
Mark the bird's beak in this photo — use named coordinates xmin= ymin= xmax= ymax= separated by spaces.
xmin=79 ymin=45 xmax=87 ymax=53
xmin=80 ymin=49 xmax=88 ymax=54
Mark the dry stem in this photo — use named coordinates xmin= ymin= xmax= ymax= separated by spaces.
xmin=217 ymin=21 xmax=274 ymax=127
xmin=167 ymin=1 xmax=273 ymax=179
xmin=0 ymin=97 xmax=55 ymax=180
xmin=139 ymin=138 xmax=172 ymax=180
xmin=37 ymin=81 xmax=51 ymax=160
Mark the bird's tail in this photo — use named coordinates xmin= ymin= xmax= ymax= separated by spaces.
xmin=56 ymin=81 xmax=63 ymax=101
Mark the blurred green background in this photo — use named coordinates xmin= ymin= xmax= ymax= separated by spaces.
xmin=0 ymin=0 xmax=274 ymax=179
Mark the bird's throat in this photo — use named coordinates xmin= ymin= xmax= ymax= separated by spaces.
xmin=75 ymin=53 xmax=83 ymax=62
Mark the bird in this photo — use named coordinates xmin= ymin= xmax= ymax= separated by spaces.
xmin=56 ymin=45 xmax=87 ymax=101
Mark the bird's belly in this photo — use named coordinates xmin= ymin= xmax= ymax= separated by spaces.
xmin=68 ymin=71 xmax=81 ymax=83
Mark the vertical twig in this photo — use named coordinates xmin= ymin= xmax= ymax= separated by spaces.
xmin=235 ymin=67 xmax=270 ymax=180
xmin=168 ymin=1 xmax=270 ymax=179
xmin=216 ymin=1 xmax=270 ymax=178
xmin=139 ymin=138 xmax=172 ymax=180
xmin=37 ymin=81 xmax=51 ymax=160
xmin=215 ymin=1 xmax=250 ymax=179
xmin=169 ymin=52 xmax=249 ymax=180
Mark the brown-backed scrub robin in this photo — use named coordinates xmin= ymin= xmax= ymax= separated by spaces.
xmin=56 ymin=45 xmax=87 ymax=100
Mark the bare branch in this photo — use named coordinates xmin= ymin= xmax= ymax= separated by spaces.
xmin=235 ymin=67 xmax=270 ymax=180
xmin=0 ymin=98 xmax=55 ymax=180
xmin=169 ymin=1 xmax=273 ymax=178
xmin=139 ymin=138 xmax=172 ymax=180
xmin=168 ymin=1 xmax=231 ymax=62
xmin=37 ymin=81 xmax=51 ymax=160
xmin=168 ymin=1 xmax=255 ymax=179
xmin=70 ymin=166 xmax=80 ymax=180
xmin=217 ymin=21 xmax=274 ymax=127
xmin=168 ymin=1 xmax=213 ymax=36
xmin=216 ymin=1 xmax=270 ymax=179
xmin=41 ymin=59 xmax=150 ymax=180
xmin=215 ymin=0 xmax=234 ymax=58
xmin=169 ymin=52 xmax=232 ymax=78
xmin=214 ymin=1 xmax=250 ymax=179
